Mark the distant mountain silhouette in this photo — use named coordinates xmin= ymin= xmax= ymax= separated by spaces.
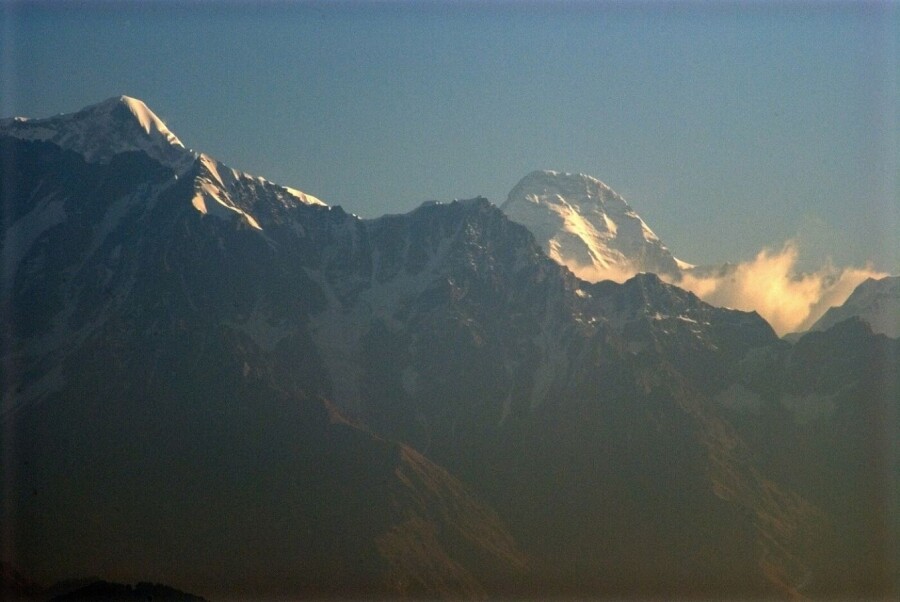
xmin=50 ymin=580 xmax=206 ymax=602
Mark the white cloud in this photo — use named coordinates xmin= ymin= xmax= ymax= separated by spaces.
xmin=552 ymin=237 xmax=888 ymax=337
xmin=668 ymin=241 xmax=887 ymax=335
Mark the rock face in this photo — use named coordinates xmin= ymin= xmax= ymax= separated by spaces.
xmin=718 ymin=318 xmax=900 ymax=596
xmin=1 ymin=98 xmax=897 ymax=599
xmin=501 ymin=170 xmax=687 ymax=282
xmin=809 ymin=275 xmax=900 ymax=338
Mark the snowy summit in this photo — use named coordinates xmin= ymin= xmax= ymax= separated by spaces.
xmin=0 ymin=95 xmax=196 ymax=172
xmin=501 ymin=170 xmax=689 ymax=283
xmin=1 ymin=96 xmax=327 ymax=232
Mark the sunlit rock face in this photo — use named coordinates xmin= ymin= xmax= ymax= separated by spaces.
xmin=2 ymin=97 xmax=896 ymax=599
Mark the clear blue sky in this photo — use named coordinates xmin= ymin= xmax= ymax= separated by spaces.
xmin=2 ymin=1 xmax=897 ymax=273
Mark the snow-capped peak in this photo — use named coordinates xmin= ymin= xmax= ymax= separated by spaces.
xmin=112 ymin=95 xmax=185 ymax=147
xmin=2 ymin=96 xmax=330 ymax=234
xmin=0 ymin=95 xmax=195 ymax=172
xmin=501 ymin=170 xmax=688 ymax=283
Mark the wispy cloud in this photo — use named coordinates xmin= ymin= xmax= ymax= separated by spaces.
xmin=668 ymin=241 xmax=887 ymax=335
xmin=560 ymin=239 xmax=888 ymax=336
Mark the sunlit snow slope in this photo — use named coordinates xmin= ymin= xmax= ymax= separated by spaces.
xmin=0 ymin=96 xmax=194 ymax=172
xmin=501 ymin=170 xmax=688 ymax=283
xmin=0 ymin=96 xmax=326 ymax=235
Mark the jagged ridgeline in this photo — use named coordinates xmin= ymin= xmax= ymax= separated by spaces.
xmin=1 ymin=97 xmax=896 ymax=599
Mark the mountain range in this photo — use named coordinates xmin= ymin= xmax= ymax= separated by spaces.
xmin=501 ymin=168 xmax=896 ymax=339
xmin=1 ymin=97 xmax=897 ymax=599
